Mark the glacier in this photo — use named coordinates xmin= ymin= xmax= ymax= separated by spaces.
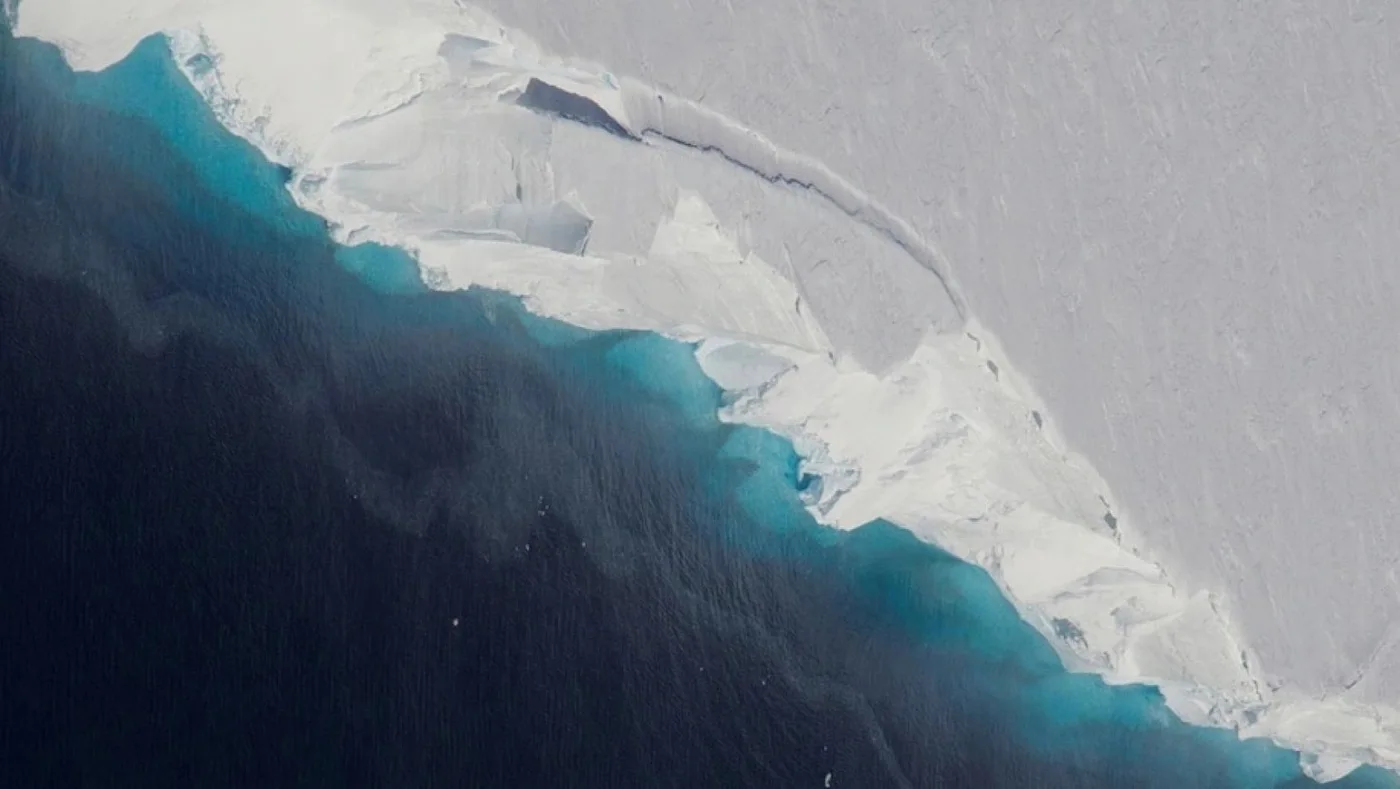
xmin=11 ymin=0 xmax=1400 ymax=780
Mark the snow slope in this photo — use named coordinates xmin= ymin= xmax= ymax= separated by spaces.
xmin=13 ymin=0 xmax=1400 ymax=779
xmin=428 ymin=0 xmax=1400 ymax=750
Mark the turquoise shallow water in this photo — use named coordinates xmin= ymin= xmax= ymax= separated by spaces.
xmin=4 ymin=26 xmax=1397 ymax=788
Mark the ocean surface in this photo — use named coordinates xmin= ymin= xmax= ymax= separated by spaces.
xmin=1 ymin=24 xmax=1396 ymax=789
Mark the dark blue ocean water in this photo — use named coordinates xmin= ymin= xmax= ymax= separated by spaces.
xmin=1 ymin=27 xmax=1395 ymax=789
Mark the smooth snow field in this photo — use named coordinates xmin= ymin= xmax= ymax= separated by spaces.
xmin=10 ymin=0 xmax=1400 ymax=782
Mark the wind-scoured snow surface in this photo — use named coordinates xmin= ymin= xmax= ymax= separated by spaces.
xmin=14 ymin=0 xmax=1399 ymax=779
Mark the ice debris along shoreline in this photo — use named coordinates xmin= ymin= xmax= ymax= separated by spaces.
xmin=13 ymin=0 xmax=1400 ymax=779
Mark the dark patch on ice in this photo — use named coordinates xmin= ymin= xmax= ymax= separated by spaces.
xmin=1052 ymin=618 xmax=1089 ymax=650
xmin=1031 ymin=410 xmax=1043 ymax=429
xmin=1095 ymin=496 xmax=1119 ymax=534
xmin=985 ymin=359 xmax=999 ymax=379
xmin=515 ymin=78 xmax=639 ymax=141
xmin=1103 ymin=511 xmax=1118 ymax=532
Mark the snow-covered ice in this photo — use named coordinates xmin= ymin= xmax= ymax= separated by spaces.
xmin=13 ymin=0 xmax=1400 ymax=779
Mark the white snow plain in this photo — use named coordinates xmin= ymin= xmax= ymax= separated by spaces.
xmin=13 ymin=0 xmax=1400 ymax=780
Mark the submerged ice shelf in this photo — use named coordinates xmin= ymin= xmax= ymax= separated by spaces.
xmin=13 ymin=0 xmax=1400 ymax=779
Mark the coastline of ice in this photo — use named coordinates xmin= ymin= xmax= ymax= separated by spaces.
xmin=13 ymin=0 xmax=1400 ymax=779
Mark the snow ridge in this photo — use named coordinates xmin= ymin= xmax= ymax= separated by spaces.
xmin=619 ymin=82 xmax=969 ymax=329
